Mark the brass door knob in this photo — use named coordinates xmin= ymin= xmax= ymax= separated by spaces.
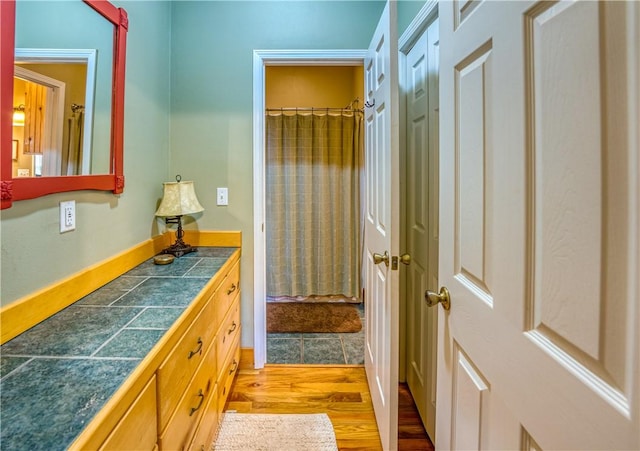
xmin=399 ymin=253 xmax=411 ymax=265
xmin=425 ymin=287 xmax=451 ymax=311
xmin=373 ymin=251 xmax=389 ymax=267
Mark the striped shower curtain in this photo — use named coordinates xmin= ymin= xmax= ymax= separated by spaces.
xmin=62 ymin=110 xmax=84 ymax=175
xmin=265 ymin=111 xmax=363 ymax=299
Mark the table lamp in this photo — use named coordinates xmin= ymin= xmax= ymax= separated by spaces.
xmin=155 ymin=175 xmax=204 ymax=257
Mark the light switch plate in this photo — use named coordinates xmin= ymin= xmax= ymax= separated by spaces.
xmin=60 ymin=200 xmax=76 ymax=233
xmin=217 ymin=187 xmax=228 ymax=206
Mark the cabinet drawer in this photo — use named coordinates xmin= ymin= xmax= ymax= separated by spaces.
xmin=217 ymin=336 xmax=240 ymax=415
xmin=100 ymin=376 xmax=157 ymax=451
xmin=188 ymin=383 xmax=219 ymax=451
xmin=215 ymin=261 xmax=240 ymax=327
xmin=216 ymin=297 xmax=240 ymax=375
xmin=159 ymin=341 xmax=217 ymax=451
xmin=157 ymin=296 xmax=216 ymax=430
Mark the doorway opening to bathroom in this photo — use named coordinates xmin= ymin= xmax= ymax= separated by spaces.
xmin=263 ymin=64 xmax=365 ymax=365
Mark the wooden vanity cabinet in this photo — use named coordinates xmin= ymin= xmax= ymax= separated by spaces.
xmin=71 ymin=249 xmax=241 ymax=451
xmin=158 ymin=257 xmax=242 ymax=450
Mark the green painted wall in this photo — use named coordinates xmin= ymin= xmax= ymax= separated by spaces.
xmin=398 ymin=0 xmax=428 ymax=36
xmin=2 ymin=0 xmax=428 ymax=349
xmin=0 ymin=1 xmax=172 ymax=304
xmin=169 ymin=1 xmax=386 ymax=347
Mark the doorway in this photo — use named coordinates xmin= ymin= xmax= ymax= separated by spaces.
xmin=263 ymin=65 xmax=366 ymax=365
xmin=252 ymin=50 xmax=368 ymax=369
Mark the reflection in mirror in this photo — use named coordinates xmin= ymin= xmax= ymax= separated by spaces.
xmin=14 ymin=0 xmax=113 ymax=177
xmin=13 ymin=49 xmax=98 ymax=177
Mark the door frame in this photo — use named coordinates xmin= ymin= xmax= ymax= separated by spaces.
xmin=252 ymin=49 xmax=367 ymax=368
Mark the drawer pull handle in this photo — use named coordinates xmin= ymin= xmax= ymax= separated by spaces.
xmin=228 ymin=321 xmax=237 ymax=334
xmin=188 ymin=338 xmax=203 ymax=359
xmin=229 ymin=359 xmax=238 ymax=375
xmin=190 ymin=389 xmax=205 ymax=416
xmin=227 ymin=283 xmax=237 ymax=296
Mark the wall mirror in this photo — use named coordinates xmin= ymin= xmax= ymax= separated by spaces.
xmin=0 ymin=0 xmax=128 ymax=210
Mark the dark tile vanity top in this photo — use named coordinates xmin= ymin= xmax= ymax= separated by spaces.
xmin=0 ymin=247 xmax=238 ymax=451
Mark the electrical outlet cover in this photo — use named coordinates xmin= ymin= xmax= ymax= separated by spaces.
xmin=60 ymin=201 xmax=76 ymax=233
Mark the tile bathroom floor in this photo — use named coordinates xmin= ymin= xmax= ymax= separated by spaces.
xmin=266 ymin=303 xmax=365 ymax=365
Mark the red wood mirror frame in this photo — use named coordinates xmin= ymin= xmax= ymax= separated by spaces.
xmin=0 ymin=0 xmax=128 ymax=210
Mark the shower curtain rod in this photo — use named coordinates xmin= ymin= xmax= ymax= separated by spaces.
xmin=265 ymin=107 xmax=364 ymax=113
xmin=266 ymin=97 xmax=363 ymax=113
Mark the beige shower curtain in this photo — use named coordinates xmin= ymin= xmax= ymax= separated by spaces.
xmin=62 ymin=110 xmax=84 ymax=175
xmin=266 ymin=111 xmax=363 ymax=300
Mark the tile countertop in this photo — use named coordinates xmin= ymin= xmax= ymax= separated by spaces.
xmin=0 ymin=247 xmax=238 ymax=451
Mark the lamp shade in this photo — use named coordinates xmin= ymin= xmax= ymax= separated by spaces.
xmin=155 ymin=180 xmax=204 ymax=217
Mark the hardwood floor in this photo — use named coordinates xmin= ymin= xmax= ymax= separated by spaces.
xmin=398 ymin=383 xmax=434 ymax=451
xmin=224 ymin=365 xmax=433 ymax=450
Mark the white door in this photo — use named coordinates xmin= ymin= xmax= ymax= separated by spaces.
xmin=404 ymin=17 xmax=439 ymax=440
xmin=435 ymin=1 xmax=640 ymax=449
xmin=363 ymin=1 xmax=400 ymax=450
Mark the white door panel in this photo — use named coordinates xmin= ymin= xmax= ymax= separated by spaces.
xmin=364 ymin=1 xmax=400 ymax=450
xmin=404 ymin=16 xmax=439 ymax=440
xmin=437 ymin=1 xmax=640 ymax=449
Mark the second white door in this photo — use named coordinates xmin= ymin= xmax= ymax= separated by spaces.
xmin=404 ymin=15 xmax=439 ymax=441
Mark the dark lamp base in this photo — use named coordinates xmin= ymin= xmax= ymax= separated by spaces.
xmin=161 ymin=240 xmax=197 ymax=258
xmin=161 ymin=215 xmax=198 ymax=257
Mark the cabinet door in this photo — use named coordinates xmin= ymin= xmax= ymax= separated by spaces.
xmin=100 ymin=376 xmax=157 ymax=451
